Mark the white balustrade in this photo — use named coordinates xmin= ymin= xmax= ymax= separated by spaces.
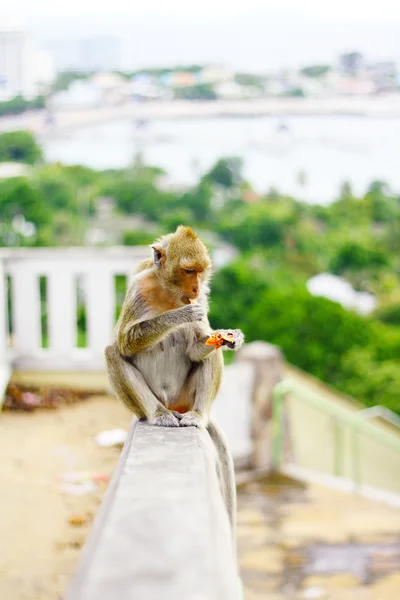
xmin=0 ymin=247 xmax=149 ymax=371
xmin=0 ymin=259 xmax=8 ymax=360
xmin=0 ymin=259 xmax=11 ymax=402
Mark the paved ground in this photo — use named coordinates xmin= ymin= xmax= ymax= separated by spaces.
xmin=238 ymin=477 xmax=400 ymax=599
xmin=1 ymin=396 xmax=400 ymax=600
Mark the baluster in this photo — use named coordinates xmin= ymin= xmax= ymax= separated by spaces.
xmin=47 ymin=268 xmax=77 ymax=356
xmin=87 ymin=268 xmax=115 ymax=362
xmin=11 ymin=263 xmax=41 ymax=358
xmin=0 ymin=260 xmax=8 ymax=359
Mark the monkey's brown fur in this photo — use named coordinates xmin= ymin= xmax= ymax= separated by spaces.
xmin=105 ymin=225 xmax=244 ymax=531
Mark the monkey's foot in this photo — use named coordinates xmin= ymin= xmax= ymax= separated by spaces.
xmin=152 ymin=411 xmax=180 ymax=427
xmin=180 ymin=411 xmax=205 ymax=428
xmin=171 ymin=410 xmax=184 ymax=420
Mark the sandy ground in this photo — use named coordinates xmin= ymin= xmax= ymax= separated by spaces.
xmin=0 ymin=396 xmax=132 ymax=600
xmin=1 ymin=396 xmax=400 ymax=600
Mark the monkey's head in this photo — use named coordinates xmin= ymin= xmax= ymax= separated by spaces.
xmin=151 ymin=226 xmax=212 ymax=303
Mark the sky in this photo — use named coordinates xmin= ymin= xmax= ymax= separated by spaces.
xmin=3 ymin=0 xmax=400 ymax=70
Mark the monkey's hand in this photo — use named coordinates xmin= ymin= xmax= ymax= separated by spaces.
xmin=180 ymin=410 xmax=205 ymax=428
xmin=222 ymin=329 xmax=244 ymax=350
xmin=174 ymin=303 xmax=205 ymax=325
xmin=207 ymin=329 xmax=244 ymax=350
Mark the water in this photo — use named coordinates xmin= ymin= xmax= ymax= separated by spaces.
xmin=42 ymin=115 xmax=400 ymax=204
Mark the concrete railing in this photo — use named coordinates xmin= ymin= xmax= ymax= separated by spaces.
xmin=65 ymin=420 xmax=239 ymax=600
xmin=272 ymin=379 xmax=400 ymax=502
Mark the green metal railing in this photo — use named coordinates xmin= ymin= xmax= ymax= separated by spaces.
xmin=272 ymin=379 xmax=400 ymax=494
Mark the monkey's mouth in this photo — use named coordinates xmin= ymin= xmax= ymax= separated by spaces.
xmin=181 ymin=296 xmax=198 ymax=305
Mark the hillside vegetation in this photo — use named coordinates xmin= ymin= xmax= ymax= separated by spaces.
xmin=1 ymin=131 xmax=399 ymax=411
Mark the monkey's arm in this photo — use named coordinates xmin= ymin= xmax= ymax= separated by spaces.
xmin=117 ymin=293 xmax=204 ymax=356
xmin=187 ymin=325 xmax=217 ymax=362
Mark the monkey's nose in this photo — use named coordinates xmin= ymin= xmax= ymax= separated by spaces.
xmin=192 ymin=288 xmax=198 ymax=294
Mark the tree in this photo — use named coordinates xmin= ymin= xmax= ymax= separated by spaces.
xmin=0 ymin=95 xmax=46 ymax=117
xmin=234 ymin=73 xmax=265 ymax=90
xmin=364 ymin=181 xmax=399 ymax=223
xmin=218 ymin=202 xmax=291 ymax=252
xmin=330 ymin=241 xmax=389 ymax=273
xmin=173 ymin=84 xmax=217 ymax=100
xmin=338 ymin=181 xmax=353 ymax=199
xmin=0 ymin=177 xmax=48 ymax=226
xmin=300 ymin=65 xmax=331 ymax=78
xmin=101 ymin=174 xmax=179 ymax=220
xmin=204 ymin=157 xmax=243 ymax=189
xmin=35 ymin=165 xmax=77 ymax=211
xmin=180 ymin=180 xmax=213 ymax=222
xmin=0 ymin=131 xmax=43 ymax=164
xmin=123 ymin=230 xmax=160 ymax=246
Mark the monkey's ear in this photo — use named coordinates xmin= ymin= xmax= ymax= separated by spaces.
xmin=151 ymin=245 xmax=166 ymax=267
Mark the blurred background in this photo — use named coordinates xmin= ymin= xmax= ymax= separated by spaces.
xmin=1 ymin=1 xmax=400 ymax=599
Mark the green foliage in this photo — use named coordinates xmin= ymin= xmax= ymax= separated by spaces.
xmin=284 ymin=88 xmax=305 ymax=97
xmin=0 ymin=137 xmax=399 ymax=413
xmin=173 ymin=84 xmax=217 ymax=100
xmin=131 ymin=65 xmax=204 ymax=78
xmin=52 ymin=71 xmax=92 ymax=93
xmin=0 ymin=95 xmax=46 ymax=117
xmin=101 ymin=174 xmax=179 ymax=220
xmin=180 ymin=181 xmax=213 ymax=222
xmin=123 ymin=230 xmax=159 ymax=246
xmin=210 ymin=257 xmax=400 ymax=412
xmin=34 ymin=165 xmax=77 ymax=211
xmin=338 ymin=349 xmax=400 ymax=412
xmin=374 ymin=301 xmax=400 ymax=325
xmin=330 ymin=241 xmax=389 ymax=273
xmin=234 ymin=73 xmax=265 ymax=89
xmin=204 ymin=157 xmax=243 ymax=189
xmin=364 ymin=181 xmax=399 ymax=223
xmin=300 ymin=65 xmax=331 ymax=78
xmin=0 ymin=177 xmax=48 ymax=227
xmin=0 ymin=131 xmax=43 ymax=164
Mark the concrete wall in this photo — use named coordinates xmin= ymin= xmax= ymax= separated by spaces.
xmin=66 ymin=421 xmax=239 ymax=600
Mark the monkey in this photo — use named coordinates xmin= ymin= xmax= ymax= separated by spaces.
xmin=105 ymin=225 xmax=244 ymax=532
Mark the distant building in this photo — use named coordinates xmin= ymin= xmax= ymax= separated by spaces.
xmin=339 ymin=52 xmax=365 ymax=76
xmin=169 ymin=72 xmax=197 ymax=88
xmin=215 ymin=81 xmax=244 ymax=99
xmin=50 ymin=36 xmax=122 ymax=72
xmin=32 ymin=48 xmax=56 ymax=94
xmin=0 ymin=20 xmax=55 ymax=100
xmin=0 ymin=162 xmax=31 ymax=179
xmin=370 ymin=61 xmax=397 ymax=79
xmin=336 ymin=76 xmax=376 ymax=96
xmin=200 ymin=66 xmax=232 ymax=84
xmin=368 ymin=61 xmax=398 ymax=93
xmin=52 ymin=80 xmax=102 ymax=109
xmin=0 ymin=23 xmax=32 ymax=99
xmin=307 ymin=273 xmax=377 ymax=315
xmin=128 ymin=74 xmax=168 ymax=100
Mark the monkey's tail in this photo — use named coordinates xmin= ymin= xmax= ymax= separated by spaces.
xmin=207 ymin=418 xmax=237 ymax=540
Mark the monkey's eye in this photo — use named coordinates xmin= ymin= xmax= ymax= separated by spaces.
xmin=184 ymin=269 xmax=196 ymax=275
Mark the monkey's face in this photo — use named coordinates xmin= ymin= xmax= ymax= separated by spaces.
xmin=152 ymin=225 xmax=212 ymax=303
xmin=178 ymin=267 xmax=204 ymax=302
xmin=165 ymin=252 xmax=211 ymax=303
